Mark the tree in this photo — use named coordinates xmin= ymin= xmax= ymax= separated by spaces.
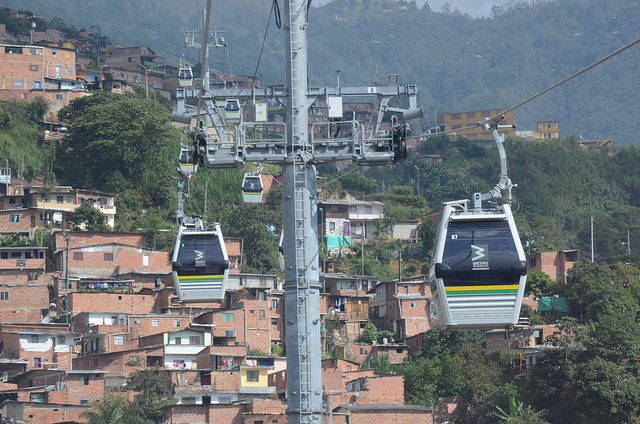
xmin=525 ymin=270 xmax=555 ymax=297
xmin=56 ymin=90 xmax=179 ymax=214
xmin=73 ymin=202 xmax=109 ymax=232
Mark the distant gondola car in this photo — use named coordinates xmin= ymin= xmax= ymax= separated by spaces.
xmin=178 ymin=65 xmax=194 ymax=87
xmin=178 ymin=146 xmax=197 ymax=176
xmin=241 ymin=173 xmax=264 ymax=203
xmin=429 ymin=199 xmax=527 ymax=330
xmin=224 ymin=98 xmax=240 ymax=120
xmin=172 ymin=222 xmax=230 ymax=302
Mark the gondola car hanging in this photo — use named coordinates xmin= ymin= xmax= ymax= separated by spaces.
xmin=171 ymin=219 xmax=230 ymax=302
xmin=178 ymin=63 xmax=194 ymax=87
xmin=429 ymin=198 xmax=527 ymax=329
xmin=429 ymin=115 xmax=527 ymax=330
xmin=241 ymin=172 xmax=264 ymax=203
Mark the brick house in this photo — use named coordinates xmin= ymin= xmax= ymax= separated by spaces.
xmin=485 ymin=324 xmax=562 ymax=378
xmin=372 ymin=276 xmax=432 ymax=340
xmin=53 ymin=231 xmax=171 ymax=307
xmin=350 ymin=343 xmax=410 ymax=365
xmin=323 ymin=273 xmax=377 ymax=343
xmin=0 ymin=400 xmax=89 ymax=424
xmin=163 ymin=397 xmax=286 ymax=424
xmin=13 ymin=368 xmax=107 ymax=406
xmin=332 ymin=404 xmax=434 ymax=424
xmin=526 ymin=250 xmax=579 ymax=283
xmin=0 ymin=43 xmax=84 ymax=119
xmin=319 ymin=200 xmax=385 ymax=256
xmin=170 ymin=365 xmax=275 ymax=405
xmin=0 ymin=186 xmax=117 ymax=236
xmin=0 ymin=246 xmax=48 ymax=323
xmin=0 ymin=323 xmax=79 ymax=373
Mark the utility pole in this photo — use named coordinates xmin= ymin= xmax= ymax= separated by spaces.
xmin=63 ymin=231 xmax=70 ymax=323
xmin=591 ymin=216 xmax=594 ymax=263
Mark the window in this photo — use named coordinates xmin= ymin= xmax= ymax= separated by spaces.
xmin=246 ymin=370 xmax=260 ymax=382
xmin=66 ymin=196 xmax=73 ymax=203
xmin=151 ymin=319 xmax=159 ymax=327
xmin=65 ymin=67 xmax=71 ymax=74
xmin=28 ymin=271 xmax=38 ymax=281
xmin=9 ymin=214 xmax=19 ymax=223
xmin=133 ymin=318 xmax=141 ymax=326
xmin=411 ymin=302 xmax=417 ymax=307
xmin=30 ymin=335 xmax=39 ymax=343
xmin=329 ymin=222 xmax=336 ymax=232
xmin=142 ymin=254 xmax=149 ymax=266
xmin=30 ymin=64 xmax=38 ymax=71
xmin=56 ymin=196 xmax=63 ymax=204
xmin=104 ymin=252 xmax=113 ymax=261
xmin=5 ymin=47 xmax=22 ymax=54
xmin=259 ymin=310 xmax=266 ymax=320
xmin=113 ymin=336 xmax=124 ymax=345
xmin=222 ymin=313 xmax=234 ymax=322
xmin=1 ymin=291 xmax=9 ymax=301
xmin=174 ymin=319 xmax=181 ymax=327
xmin=174 ymin=337 xmax=181 ymax=345
xmin=80 ymin=400 xmax=89 ymax=406
xmin=56 ymin=94 xmax=62 ymax=100
xmin=189 ymin=335 xmax=201 ymax=345
xmin=225 ymin=330 xmax=234 ymax=337
xmin=83 ymin=375 xmax=89 ymax=385
xmin=33 ymin=358 xmax=41 ymax=368
xmin=57 ymin=336 xmax=66 ymax=344
xmin=73 ymin=252 xmax=83 ymax=261
xmin=271 ymin=318 xmax=278 ymax=325
xmin=29 ymin=48 xmax=37 ymax=55
xmin=271 ymin=299 xmax=278 ymax=309
xmin=30 ymin=393 xmax=46 ymax=403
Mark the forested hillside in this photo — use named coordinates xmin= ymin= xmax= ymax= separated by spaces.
xmin=4 ymin=0 xmax=640 ymax=144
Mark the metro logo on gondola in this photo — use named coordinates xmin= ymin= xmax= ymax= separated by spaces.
xmin=471 ymin=244 xmax=489 ymax=270
xmin=195 ymin=249 xmax=205 ymax=267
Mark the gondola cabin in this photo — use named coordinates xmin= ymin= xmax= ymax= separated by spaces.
xmin=241 ymin=173 xmax=264 ymax=203
xmin=429 ymin=199 xmax=527 ymax=330
xmin=178 ymin=65 xmax=193 ymax=87
xmin=172 ymin=222 xmax=230 ymax=302
xmin=224 ymin=98 xmax=241 ymax=121
xmin=178 ymin=146 xmax=197 ymax=176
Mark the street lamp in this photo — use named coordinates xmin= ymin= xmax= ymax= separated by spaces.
xmin=414 ymin=165 xmax=420 ymax=197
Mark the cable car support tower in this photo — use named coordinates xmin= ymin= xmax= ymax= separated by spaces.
xmin=174 ymin=1 xmax=421 ymax=422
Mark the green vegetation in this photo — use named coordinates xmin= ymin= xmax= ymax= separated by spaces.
xmin=87 ymin=370 xmax=175 ymax=424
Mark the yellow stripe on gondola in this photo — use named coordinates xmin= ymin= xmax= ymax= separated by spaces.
xmin=243 ymin=192 xmax=262 ymax=195
xmin=446 ymin=285 xmax=519 ymax=292
xmin=178 ymin=275 xmax=224 ymax=280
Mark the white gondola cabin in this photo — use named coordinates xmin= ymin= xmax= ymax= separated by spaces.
xmin=241 ymin=173 xmax=264 ymax=203
xmin=178 ymin=65 xmax=194 ymax=87
xmin=171 ymin=221 xmax=230 ymax=302
xmin=178 ymin=146 xmax=197 ymax=176
xmin=224 ymin=98 xmax=240 ymax=120
xmin=429 ymin=199 xmax=527 ymax=330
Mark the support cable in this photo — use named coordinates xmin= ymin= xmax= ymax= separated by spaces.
xmin=445 ymin=35 xmax=640 ymax=135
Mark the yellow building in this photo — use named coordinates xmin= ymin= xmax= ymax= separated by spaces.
xmin=533 ymin=121 xmax=559 ymax=140
xmin=436 ymin=109 xmax=516 ymax=141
